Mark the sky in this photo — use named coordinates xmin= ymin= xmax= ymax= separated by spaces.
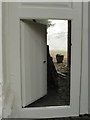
xmin=47 ymin=20 xmax=68 ymax=51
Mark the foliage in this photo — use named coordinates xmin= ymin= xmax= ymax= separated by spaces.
xmin=56 ymin=53 xmax=63 ymax=56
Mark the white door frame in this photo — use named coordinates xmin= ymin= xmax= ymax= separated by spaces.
xmin=80 ymin=2 xmax=88 ymax=114
xmin=2 ymin=2 xmax=82 ymax=118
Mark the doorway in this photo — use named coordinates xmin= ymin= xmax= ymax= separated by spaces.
xmin=3 ymin=2 xmax=82 ymax=118
xmin=21 ymin=19 xmax=71 ymax=108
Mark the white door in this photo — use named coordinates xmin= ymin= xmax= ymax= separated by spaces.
xmin=21 ymin=20 xmax=47 ymax=107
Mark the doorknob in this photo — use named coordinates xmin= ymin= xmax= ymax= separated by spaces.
xmin=43 ymin=61 xmax=46 ymax=63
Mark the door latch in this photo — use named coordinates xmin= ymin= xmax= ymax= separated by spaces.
xmin=43 ymin=61 xmax=46 ymax=63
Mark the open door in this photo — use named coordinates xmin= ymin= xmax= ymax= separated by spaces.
xmin=20 ymin=20 xmax=47 ymax=107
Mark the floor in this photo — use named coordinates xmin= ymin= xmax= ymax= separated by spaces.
xmin=27 ymin=88 xmax=69 ymax=107
xmin=26 ymin=73 xmax=70 ymax=107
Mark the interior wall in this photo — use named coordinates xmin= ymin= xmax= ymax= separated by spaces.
xmin=88 ymin=2 xmax=90 ymax=114
xmin=0 ymin=2 xmax=2 ymax=118
xmin=80 ymin=2 xmax=88 ymax=114
xmin=2 ymin=3 xmax=16 ymax=118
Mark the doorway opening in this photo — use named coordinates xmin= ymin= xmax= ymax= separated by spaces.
xmin=21 ymin=19 xmax=71 ymax=108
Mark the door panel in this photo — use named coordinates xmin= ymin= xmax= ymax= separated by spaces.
xmin=21 ymin=20 xmax=47 ymax=107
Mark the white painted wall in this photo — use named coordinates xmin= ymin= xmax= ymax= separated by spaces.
xmin=0 ymin=2 xmax=2 ymax=119
xmin=2 ymin=3 xmax=15 ymax=118
xmin=88 ymin=2 xmax=90 ymax=114
xmin=80 ymin=2 xmax=88 ymax=114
